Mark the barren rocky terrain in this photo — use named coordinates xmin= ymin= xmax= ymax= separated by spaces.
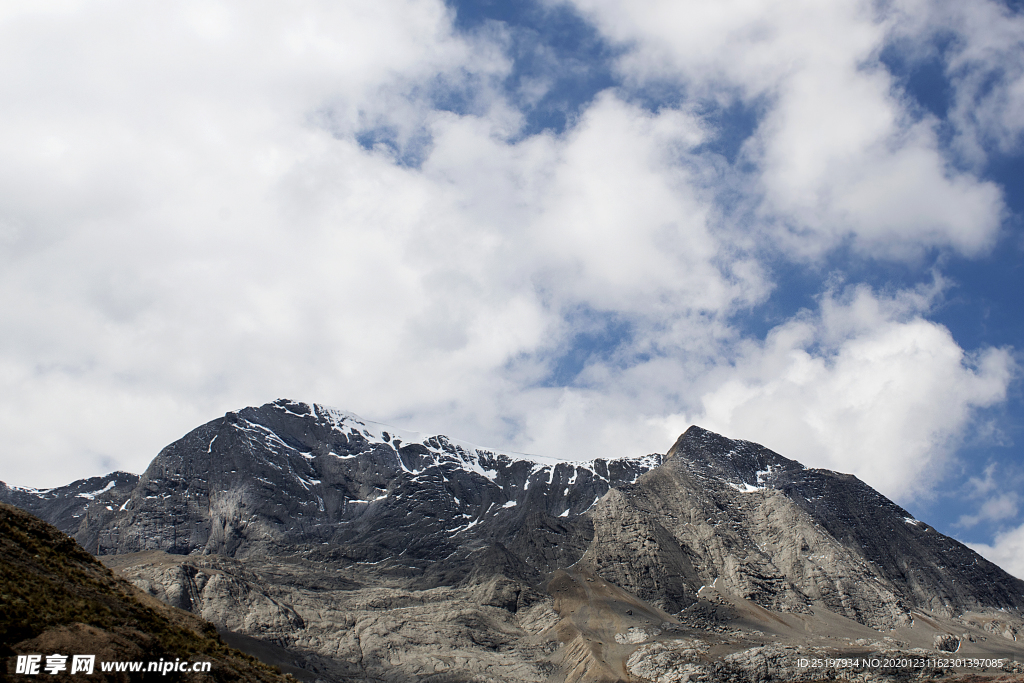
xmin=97 ymin=550 xmax=1024 ymax=682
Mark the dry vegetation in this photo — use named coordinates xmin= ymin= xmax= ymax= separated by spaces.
xmin=0 ymin=502 xmax=291 ymax=682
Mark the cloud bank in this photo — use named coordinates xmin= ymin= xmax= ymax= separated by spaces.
xmin=691 ymin=285 xmax=1014 ymax=501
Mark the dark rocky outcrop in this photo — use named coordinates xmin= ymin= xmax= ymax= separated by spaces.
xmin=2 ymin=400 xmax=657 ymax=570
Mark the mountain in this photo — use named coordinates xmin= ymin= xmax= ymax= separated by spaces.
xmin=0 ymin=471 xmax=138 ymax=547
xmin=4 ymin=398 xmax=1024 ymax=682
xmin=0 ymin=501 xmax=291 ymax=682
xmin=4 ymin=399 xmax=659 ymax=584
xmin=577 ymin=426 xmax=1024 ymax=626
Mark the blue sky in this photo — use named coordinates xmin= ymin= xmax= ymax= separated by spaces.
xmin=0 ymin=0 xmax=1023 ymax=576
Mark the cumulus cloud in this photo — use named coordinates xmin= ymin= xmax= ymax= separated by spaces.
xmin=0 ymin=0 xmax=510 ymax=484
xmin=563 ymin=0 xmax=1005 ymax=258
xmin=969 ymin=524 xmax=1024 ymax=580
xmin=953 ymin=463 xmax=1024 ymax=529
xmin=462 ymin=282 xmax=1017 ymax=507
xmin=687 ymin=285 xmax=1016 ymax=502
xmin=957 ymin=493 xmax=1020 ymax=529
xmin=891 ymin=0 xmax=1024 ymax=162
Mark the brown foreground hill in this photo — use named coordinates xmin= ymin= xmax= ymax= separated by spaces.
xmin=0 ymin=502 xmax=292 ymax=682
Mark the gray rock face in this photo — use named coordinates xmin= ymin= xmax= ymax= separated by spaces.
xmin=5 ymin=401 xmax=1024 ymax=659
xmin=574 ymin=427 xmax=1024 ymax=629
xmin=8 ymin=399 xmax=656 ymax=571
xmin=676 ymin=428 xmax=1024 ymax=619
xmin=103 ymin=550 xmax=558 ymax=682
xmin=0 ymin=472 xmax=139 ymax=552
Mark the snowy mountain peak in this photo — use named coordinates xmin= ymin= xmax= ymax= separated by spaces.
xmin=265 ymin=398 xmax=657 ymax=482
xmin=34 ymin=399 xmax=665 ymax=556
xmin=667 ymin=424 xmax=804 ymax=491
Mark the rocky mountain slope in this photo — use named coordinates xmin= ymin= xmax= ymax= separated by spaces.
xmin=0 ymin=471 xmax=138 ymax=543
xmin=5 ymin=398 xmax=1024 ymax=682
xmin=3 ymin=399 xmax=659 ymax=584
xmin=99 ymin=549 xmax=563 ymax=682
xmin=575 ymin=426 xmax=1024 ymax=628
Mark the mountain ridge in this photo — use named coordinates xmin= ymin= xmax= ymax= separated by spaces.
xmin=3 ymin=399 xmax=1022 ymax=618
xmin=4 ymin=398 xmax=1024 ymax=682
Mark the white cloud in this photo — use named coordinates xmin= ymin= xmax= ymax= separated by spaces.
xmin=954 ymin=463 xmax=1023 ymax=528
xmin=0 ymin=0 xmax=511 ymax=485
xmin=965 ymin=463 xmax=1001 ymax=498
xmin=460 ymin=281 xmax=1017 ymax=507
xmin=687 ymin=285 xmax=1016 ymax=502
xmin=892 ymin=0 xmax=1024 ymax=162
xmin=957 ymin=493 xmax=1019 ymax=529
xmin=969 ymin=524 xmax=1024 ymax=580
xmin=562 ymin=0 xmax=1005 ymax=259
